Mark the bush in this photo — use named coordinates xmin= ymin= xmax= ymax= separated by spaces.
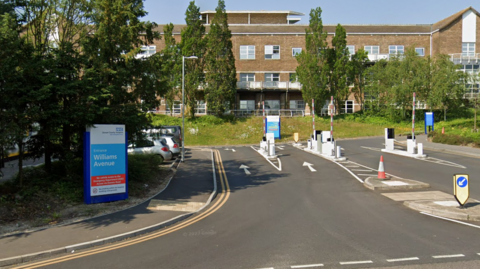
xmin=127 ymin=153 xmax=163 ymax=183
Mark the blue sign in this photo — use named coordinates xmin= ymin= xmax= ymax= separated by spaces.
xmin=266 ymin=116 xmax=281 ymax=139
xmin=457 ymin=176 xmax=468 ymax=188
xmin=425 ymin=112 xmax=434 ymax=134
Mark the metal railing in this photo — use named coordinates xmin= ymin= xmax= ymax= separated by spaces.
xmin=236 ymin=81 xmax=303 ymax=90
xmin=449 ymin=53 xmax=480 ymax=64
xmin=227 ymin=109 xmax=305 ymax=117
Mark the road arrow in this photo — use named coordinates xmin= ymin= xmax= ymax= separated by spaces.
xmin=225 ymin=148 xmax=236 ymax=152
xmin=239 ymin=165 xmax=251 ymax=175
xmin=303 ymin=162 xmax=317 ymax=172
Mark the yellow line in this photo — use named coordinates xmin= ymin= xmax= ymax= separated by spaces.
xmin=14 ymin=150 xmax=230 ymax=269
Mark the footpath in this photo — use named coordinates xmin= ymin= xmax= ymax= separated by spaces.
xmin=365 ymin=134 xmax=480 ymax=222
xmin=0 ymin=149 xmax=215 ymax=267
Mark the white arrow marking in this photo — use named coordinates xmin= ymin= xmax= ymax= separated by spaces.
xmin=225 ymin=148 xmax=236 ymax=152
xmin=239 ymin=164 xmax=251 ymax=175
xmin=303 ymin=162 xmax=316 ymax=172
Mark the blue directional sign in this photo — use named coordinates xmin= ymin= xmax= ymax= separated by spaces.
xmin=453 ymin=174 xmax=469 ymax=206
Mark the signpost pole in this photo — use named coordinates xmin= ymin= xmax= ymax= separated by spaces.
xmin=330 ymin=96 xmax=334 ymax=139
xmin=312 ymin=99 xmax=315 ymax=134
xmin=412 ymin=92 xmax=416 ymax=143
xmin=263 ymin=101 xmax=265 ymax=136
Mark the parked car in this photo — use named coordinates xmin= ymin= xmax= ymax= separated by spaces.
xmin=128 ymin=138 xmax=173 ymax=161
xmin=159 ymin=134 xmax=181 ymax=157
xmin=156 ymin=126 xmax=182 ymax=144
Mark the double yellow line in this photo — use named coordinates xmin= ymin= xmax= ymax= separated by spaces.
xmin=14 ymin=149 xmax=229 ymax=269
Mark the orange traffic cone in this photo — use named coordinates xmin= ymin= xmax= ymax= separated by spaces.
xmin=378 ymin=155 xmax=386 ymax=179
xmin=442 ymin=127 xmax=445 ymax=134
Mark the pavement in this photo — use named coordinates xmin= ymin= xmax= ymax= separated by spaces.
xmin=2 ymin=135 xmax=480 ymax=267
xmin=0 ymin=148 xmax=215 ymax=267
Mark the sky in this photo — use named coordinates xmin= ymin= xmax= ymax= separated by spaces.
xmin=142 ymin=0 xmax=479 ymax=25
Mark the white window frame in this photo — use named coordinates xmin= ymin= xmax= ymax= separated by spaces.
xmin=137 ymin=45 xmax=156 ymax=58
xmin=345 ymin=100 xmax=354 ymax=114
xmin=240 ymin=100 xmax=255 ymax=110
xmin=346 ymin=45 xmax=355 ymax=55
xmin=265 ymin=73 xmax=280 ymax=82
xmin=389 ymin=45 xmax=404 ymax=55
xmin=292 ymin=48 xmax=302 ymax=57
xmin=239 ymin=73 xmax=255 ymax=82
xmin=240 ymin=45 xmax=255 ymax=60
xmin=265 ymin=45 xmax=280 ymax=59
xmin=265 ymin=100 xmax=280 ymax=109
xmin=289 ymin=100 xmax=305 ymax=109
xmin=415 ymin=47 xmax=425 ymax=56
xmin=196 ymin=100 xmax=206 ymax=114
xmin=462 ymin=42 xmax=475 ymax=56
xmin=364 ymin=45 xmax=379 ymax=55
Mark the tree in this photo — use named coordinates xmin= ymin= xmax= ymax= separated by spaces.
xmin=161 ymin=23 xmax=181 ymax=116
xmin=204 ymin=0 xmax=236 ymax=116
xmin=180 ymin=1 xmax=206 ymax=118
xmin=348 ymin=48 xmax=369 ymax=110
xmin=329 ymin=24 xmax=349 ymax=112
xmin=295 ymin=7 xmax=329 ymax=115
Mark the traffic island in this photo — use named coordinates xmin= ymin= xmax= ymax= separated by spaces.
xmin=364 ymin=177 xmax=430 ymax=191
xmin=404 ymin=199 xmax=480 ymax=221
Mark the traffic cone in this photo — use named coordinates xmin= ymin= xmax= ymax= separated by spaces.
xmin=378 ymin=155 xmax=386 ymax=179
xmin=442 ymin=127 xmax=445 ymax=134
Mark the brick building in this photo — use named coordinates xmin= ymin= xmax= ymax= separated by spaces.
xmin=146 ymin=7 xmax=480 ymax=116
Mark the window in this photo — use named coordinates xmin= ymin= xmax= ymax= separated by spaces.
xmin=389 ymin=45 xmax=404 ymax=55
xmin=240 ymin=73 xmax=255 ymax=81
xmin=137 ymin=45 xmax=156 ymax=58
xmin=196 ymin=100 xmax=206 ymax=114
xmin=240 ymin=45 xmax=255 ymax=59
xmin=265 ymin=100 xmax=280 ymax=109
xmin=289 ymin=73 xmax=298 ymax=82
xmin=346 ymin=45 xmax=355 ymax=55
xmin=166 ymin=101 xmax=182 ymax=115
xmin=292 ymin=48 xmax=302 ymax=56
xmin=415 ymin=48 xmax=425 ymax=56
xmin=265 ymin=45 xmax=280 ymax=59
xmin=462 ymin=42 xmax=475 ymax=56
xmin=265 ymin=73 xmax=280 ymax=82
xmin=459 ymin=64 xmax=480 ymax=74
xmin=240 ymin=100 xmax=255 ymax=110
xmin=364 ymin=46 xmax=379 ymax=55
xmin=345 ymin=100 xmax=354 ymax=113
xmin=290 ymin=100 xmax=305 ymax=109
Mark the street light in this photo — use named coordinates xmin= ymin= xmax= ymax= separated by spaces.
xmin=182 ymin=55 xmax=198 ymax=162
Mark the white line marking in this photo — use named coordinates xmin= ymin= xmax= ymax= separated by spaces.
xmin=433 ymin=254 xmax=465 ymax=259
xmin=357 ymin=174 xmax=379 ymax=176
xmin=334 ymin=162 xmax=364 ymax=183
xmin=345 ymin=166 xmax=359 ymax=168
xmin=340 ymin=260 xmax=373 ymax=265
xmin=387 ymin=257 xmax=419 ymax=262
xmin=291 ymin=264 xmax=324 ymax=268
xmin=420 ymin=212 xmax=480 ymax=229
xmin=250 ymin=146 xmax=282 ymax=171
xmin=350 ymin=169 xmax=373 ymax=172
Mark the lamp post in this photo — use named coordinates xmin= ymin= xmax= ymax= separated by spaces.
xmin=182 ymin=55 xmax=198 ymax=162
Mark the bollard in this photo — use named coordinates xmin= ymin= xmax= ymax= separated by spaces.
xmin=418 ymin=143 xmax=423 ymax=155
xmin=336 ymin=146 xmax=341 ymax=158
xmin=307 ymin=139 xmax=312 ymax=149
xmin=267 ymin=140 xmax=270 ymax=156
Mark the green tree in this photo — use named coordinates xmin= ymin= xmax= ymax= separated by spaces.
xmin=348 ymin=48 xmax=369 ymax=110
xmin=204 ymin=0 xmax=236 ymax=116
xmin=295 ymin=7 xmax=329 ymax=115
xmin=180 ymin=1 xmax=206 ymax=118
xmin=161 ymin=23 xmax=182 ymax=115
xmin=329 ymin=24 xmax=349 ymax=112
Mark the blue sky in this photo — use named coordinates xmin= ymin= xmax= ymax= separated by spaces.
xmin=142 ymin=0 xmax=479 ymax=25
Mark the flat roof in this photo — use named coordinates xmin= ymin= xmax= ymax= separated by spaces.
xmin=200 ymin=10 xmax=304 ymax=16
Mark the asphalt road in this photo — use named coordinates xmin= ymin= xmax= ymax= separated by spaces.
xmin=23 ymin=144 xmax=480 ymax=269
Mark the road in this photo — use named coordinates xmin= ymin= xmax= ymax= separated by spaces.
xmin=15 ymin=142 xmax=480 ymax=269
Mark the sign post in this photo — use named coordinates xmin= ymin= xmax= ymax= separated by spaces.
xmin=453 ymin=174 xmax=470 ymax=207
xmin=84 ymin=124 xmax=128 ymax=204
xmin=425 ymin=112 xmax=434 ymax=134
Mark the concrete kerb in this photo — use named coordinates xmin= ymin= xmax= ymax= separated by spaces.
xmin=0 ymin=149 xmax=218 ymax=268
xmin=303 ymin=147 xmax=347 ymax=162
xmin=364 ymin=177 xmax=430 ymax=191
xmin=405 ymin=200 xmax=480 ymax=221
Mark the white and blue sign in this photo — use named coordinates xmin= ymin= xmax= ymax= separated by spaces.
xmin=266 ymin=116 xmax=281 ymax=139
xmin=84 ymin=124 xmax=128 ymax=204
xmin=453 ymin=174 xmax=470 ymax=206
xmin=456 ymin=176 xmax=468 ymax=188
xmin=424 ymin=112 xmax=434 ymax=134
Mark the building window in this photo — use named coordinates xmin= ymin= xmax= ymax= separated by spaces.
xmin=415 ymin=48 xmax=425 ymax=56
xmin=240 ymin=45 xmax=255 ymax=59
xmin=346 ymin=45 xmax=355 ymax=55
xmin=345 ymin=100 xmax=354 ymax=113
xmin=389 ymin=45 xmax=404 ymax=55
xmin=240 ymin=100 xmax=255 ymax=110
xmin=196 ymin=100 xmax=206 ymax=114
xmin=137 ymin=45 xmax=156 ymax=58
xmin=265 ymin=45 xmax=280 ymax=59
xmin=290 ymin=100 xmax=305 ymax=109
xmin=265 ymin=73 xmax=280 ymax=82
xmin=462 ymin=42 xmax=475 ymax=56
xmin=292 ymin=48 xmax=302 ymax=57
xmin=364 ymin=46 xmax=379 ymax=55
xmin=240 ymin=73 xmax=255 ymax=81
xmin=265 ymin=100 xmax=280 ymax=109
xmin=459 ymin=64 xmax=480 ymax=74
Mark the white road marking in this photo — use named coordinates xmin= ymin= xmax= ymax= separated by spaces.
xmin=433 ymin=254 xmax=465 ymax=259
xmin=421 ymin=212 xmax=480 ymax=229
xmin=350 ymin=169 xmax=373 ymax=172
xmin=303 ymin=162 xmax=317 ymax=172
xmin=239 ymin=164 xmax=251 ymax=175
xmin=387 ymin=257 xmax=419 ymax=262
xmin=232 ymin=149 xmax=236 ymax=152
xmin=339 ymin=260 xmax=373 ymax=265
xmin=345 ymin=165 xmax=359 ymax=168
xmin=361 ymin=146 xmax=381 ymax=152
xmin=291 ymin=264 xmax=324 ymax=268
xmin=357 ymin=174 xmax=378 ymax=176
xmin=250 ymin=146 xmax=282 ymax=171
xmin=334 ymin=162 xmax=365 ymax=183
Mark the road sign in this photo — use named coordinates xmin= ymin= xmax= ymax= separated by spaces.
xmin=294 ymin=133 xmax=299 ymax=143
xmin=453 ymin=174 xmax=469 ymax=206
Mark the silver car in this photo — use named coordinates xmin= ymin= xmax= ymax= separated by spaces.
xmin=159 ymin=134 xmax=181 ymax=157
xmin=128 ymin=138 xmax=173 ymax=161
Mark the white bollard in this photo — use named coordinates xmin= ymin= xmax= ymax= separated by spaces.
xmin=417 ymin=143 xmax=423 ymax=156
xmin=307 ymin=139 xmax=312 ymax=149
xmin=336 ymin=146 xmax=341 ymax=158
xmin=269 ymin=141 xmax=275 ymax=156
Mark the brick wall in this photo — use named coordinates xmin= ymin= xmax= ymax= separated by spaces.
xmin=436 ymin=16 xmax=463 ymax=55
xmin=250 ymin=14 xmax=287 ymax=24
xmin=346 ymin=34 xmax=430 ymax=55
